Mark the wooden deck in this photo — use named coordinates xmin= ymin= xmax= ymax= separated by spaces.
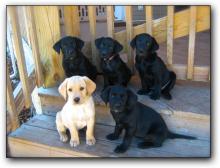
xmin=7 ymin=79 xmax=210 ymax=157
xmin=8 ymin=112 xmax=210 ymax=157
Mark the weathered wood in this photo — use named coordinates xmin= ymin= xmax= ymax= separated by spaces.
xmin=8 ymin=6 xmax=31 ymax=108
xmin=64 ymin=6 xmax=80 ymax=36
xmin=14 ymin=70 xmax=36 ymax=115
xmin=106 ymin=6 xmax=114 ymax=38
xmin=115 ymin=6 xmax=210 ymax=49
xmin=172 ymin=64 xmax=209 ymax=81
xmin=8 ymin=114 xmax=210 ymax=157
xmin=6 ymin=67 xmax=19 ymax=131
xmin=125 ymin=6 xmax=134 ymax=71
xmin=167 ymin=6 xmax=174 ymax=66
xmin=145 ymin=6 xmax=153 ymax=35
xmin=33 ymin=6 xmax=65 ymax=87
xmin=187 ymin=6 xmax=197 ymax=79
xmin=88 ymin=6 xmax=100 ymax=71
xmin=24 ymin=6 xmax=44 ymax=87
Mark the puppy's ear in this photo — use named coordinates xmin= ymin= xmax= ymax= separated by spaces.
xmin=83 ymin=76 xmax=96 ymax=96
xmin=130 ymin=36 xmax=136 ymax=49
xmin=58 ymin=78 xmax=69 ymax=100
xmin=100 ymin=87 xmax=111 ymax=105
xmin=126 ymin=89 xmax=138 ymax=110
xmin=74 ymin=37 xmax=85 ymax=50
xmin=151 ymin=37 xmax=159 ymax=51
xmin=95 ymin=37 xmax=104 ymax=49
xmin=53 ymin=39 xmax=62 ymax=54
xmin=114 ymin=40 xmax=123 ymax=53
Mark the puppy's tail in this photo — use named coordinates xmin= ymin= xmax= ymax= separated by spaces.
xmin=167 ymin=131 xmax=196 ymax=140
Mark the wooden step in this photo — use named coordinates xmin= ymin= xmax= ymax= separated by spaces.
xmin=36 ymin=78 xmax=210 ymax=139
xmin=8 ymin=114 xmax=210 ymax=157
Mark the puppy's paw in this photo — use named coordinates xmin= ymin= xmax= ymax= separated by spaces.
xmin=106 ymin=133 xmax=119 ymax=141
xmin=70 ymin=139 xmax=80 ymax=147
xmin=149 ymin=93 xmax=160 ymax=100
xmin=60 ymin=134 xmax=68 ymax=142
xmin=137 ymin=142 xmax=152 ymax=149
xmin=162 ymin=92 xmax=172 ymax=100
xmin=137 ymin=89 xmax=150 ymax=95
xmin=86 ymin=136 xmax=96 ymax=146
xmin=114 ymin=145 xmax=128 ymax=153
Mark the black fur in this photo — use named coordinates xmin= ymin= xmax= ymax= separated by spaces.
xmin=53 ymin=36 xmax=98 ymax=81
xmin=130 ymin=33 xmax=176 ymax=100
xmin=95 ymin=37 xmax=132 ymax=88
xmin=101 ymin=85 xmax=196 ymax=153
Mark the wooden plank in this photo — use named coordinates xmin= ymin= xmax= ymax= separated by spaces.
xmin=187 ymin=6 xmax=197 ymax=80
xmin=115 ymin=6 xmax=210 ymax=50
xmin=106 ymin=6 xmax=114 ymax=38
xmin=172 ymin=64 xmax=209 ymax=81
xmin=88 ymin=6 xmax=100 ymax=71
xmin=33 ymin=6 xmax=65 ymax=87
xmin=6 ymin=67 xmax=19 ymax=131
xmin=23 ymin=6 xmax=44 ymax=87
xmin=63 ymin=6 xmax=80 ymax=36
xmin=8 ymin=115 xmax=210 ymax=157
xmin=14 ymin=70 xmax=36 ymax=115
xmin=8 ymin=6 xmax=31 ymax=108
xmin=40 ymin=99 xmax=210 ymax=140
xmin=145 ymin=6 xmax=153 ymax=35
xmin=125 ymin=6 xmax=134 ymax=71
xmin=167 ymin=6 xmax=174 ymax=66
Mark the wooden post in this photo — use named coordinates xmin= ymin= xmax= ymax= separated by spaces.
xmin=187 ymin=6 xmax=197 ymax=80
xmin=33 ymin=6 xmax=64 ymax=87
xmin=23 ymin=6 xmax=44 ymax=87
xmin=8 ymin=6 xmax=31 ymax=108
xmin=145 ymin=6 xmax=153 ymax=35
xmin=107 ymin=6 xmax=114 ymax=38
xmin=167 ymin=6 xmax=174 ymax=66
xmin=125 ymin=6 xmax=134 ymax=71
xmin=88 ymin=6 xmax=100 ymax=71
xmin=64 ymin=6 xmax=80 ymax=36
xmin=7 ymin=66 xmax=19 ymax=131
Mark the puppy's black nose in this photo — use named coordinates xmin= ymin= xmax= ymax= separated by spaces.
xmin=115 ymin=103 xmax=121 ymax=107
xmin=74 ymin=97 xmax=80 ymax=103
xmin=139 ymin=50 xmax=144 ymax=54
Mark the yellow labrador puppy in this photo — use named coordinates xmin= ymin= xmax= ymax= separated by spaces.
xmin=56 ymin=76 xmax=96 ymax=147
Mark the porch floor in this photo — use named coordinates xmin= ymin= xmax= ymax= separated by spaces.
xmin=8 ymin=79 xmax=211 ymax=157
xmin=8 ymin=113 xmax=210 ymax=157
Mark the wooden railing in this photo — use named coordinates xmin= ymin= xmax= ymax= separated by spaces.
xmin=6 ymin=5 xmax=210 ymax=131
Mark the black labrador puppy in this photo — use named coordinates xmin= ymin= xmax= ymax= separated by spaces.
xmin=130 ymin=33 xmax=176 ymax=100
xmin=95 ymin=37 xmax=132 ymax=88
xmin=53 ymin=36 xmax=98 ymax=81
xmin=101 ymin=85 xmax=196 ymax=153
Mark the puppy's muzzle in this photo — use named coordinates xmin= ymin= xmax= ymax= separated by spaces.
xmin=74 ymin=97 xmax=80 ymax=103
xmin=112 ymin=103 xmax=123 ymax=112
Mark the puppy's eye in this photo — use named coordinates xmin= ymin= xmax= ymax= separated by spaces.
xmin=68 ymin=88 xmax=72 ymax=92
xmin=80 ymin=87 xmax=84 ymax=91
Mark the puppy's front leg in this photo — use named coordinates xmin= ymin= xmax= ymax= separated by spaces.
xmin=56 ymin=112 xmax=68 ymax=142
xmin=114 ymin=127 xmax=135 ymax=153
xmin=106 ymin=123 xmax=123 ymax=140
xmin=86 ymin=118 xmax=96 ymax=146
xmin=69 ymin=126 xmax=80 ymax=147
xmin=103 ymin=76 xmax=110 ymax=89
xmin=149 ymin=76 xmax=161 ymax=100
